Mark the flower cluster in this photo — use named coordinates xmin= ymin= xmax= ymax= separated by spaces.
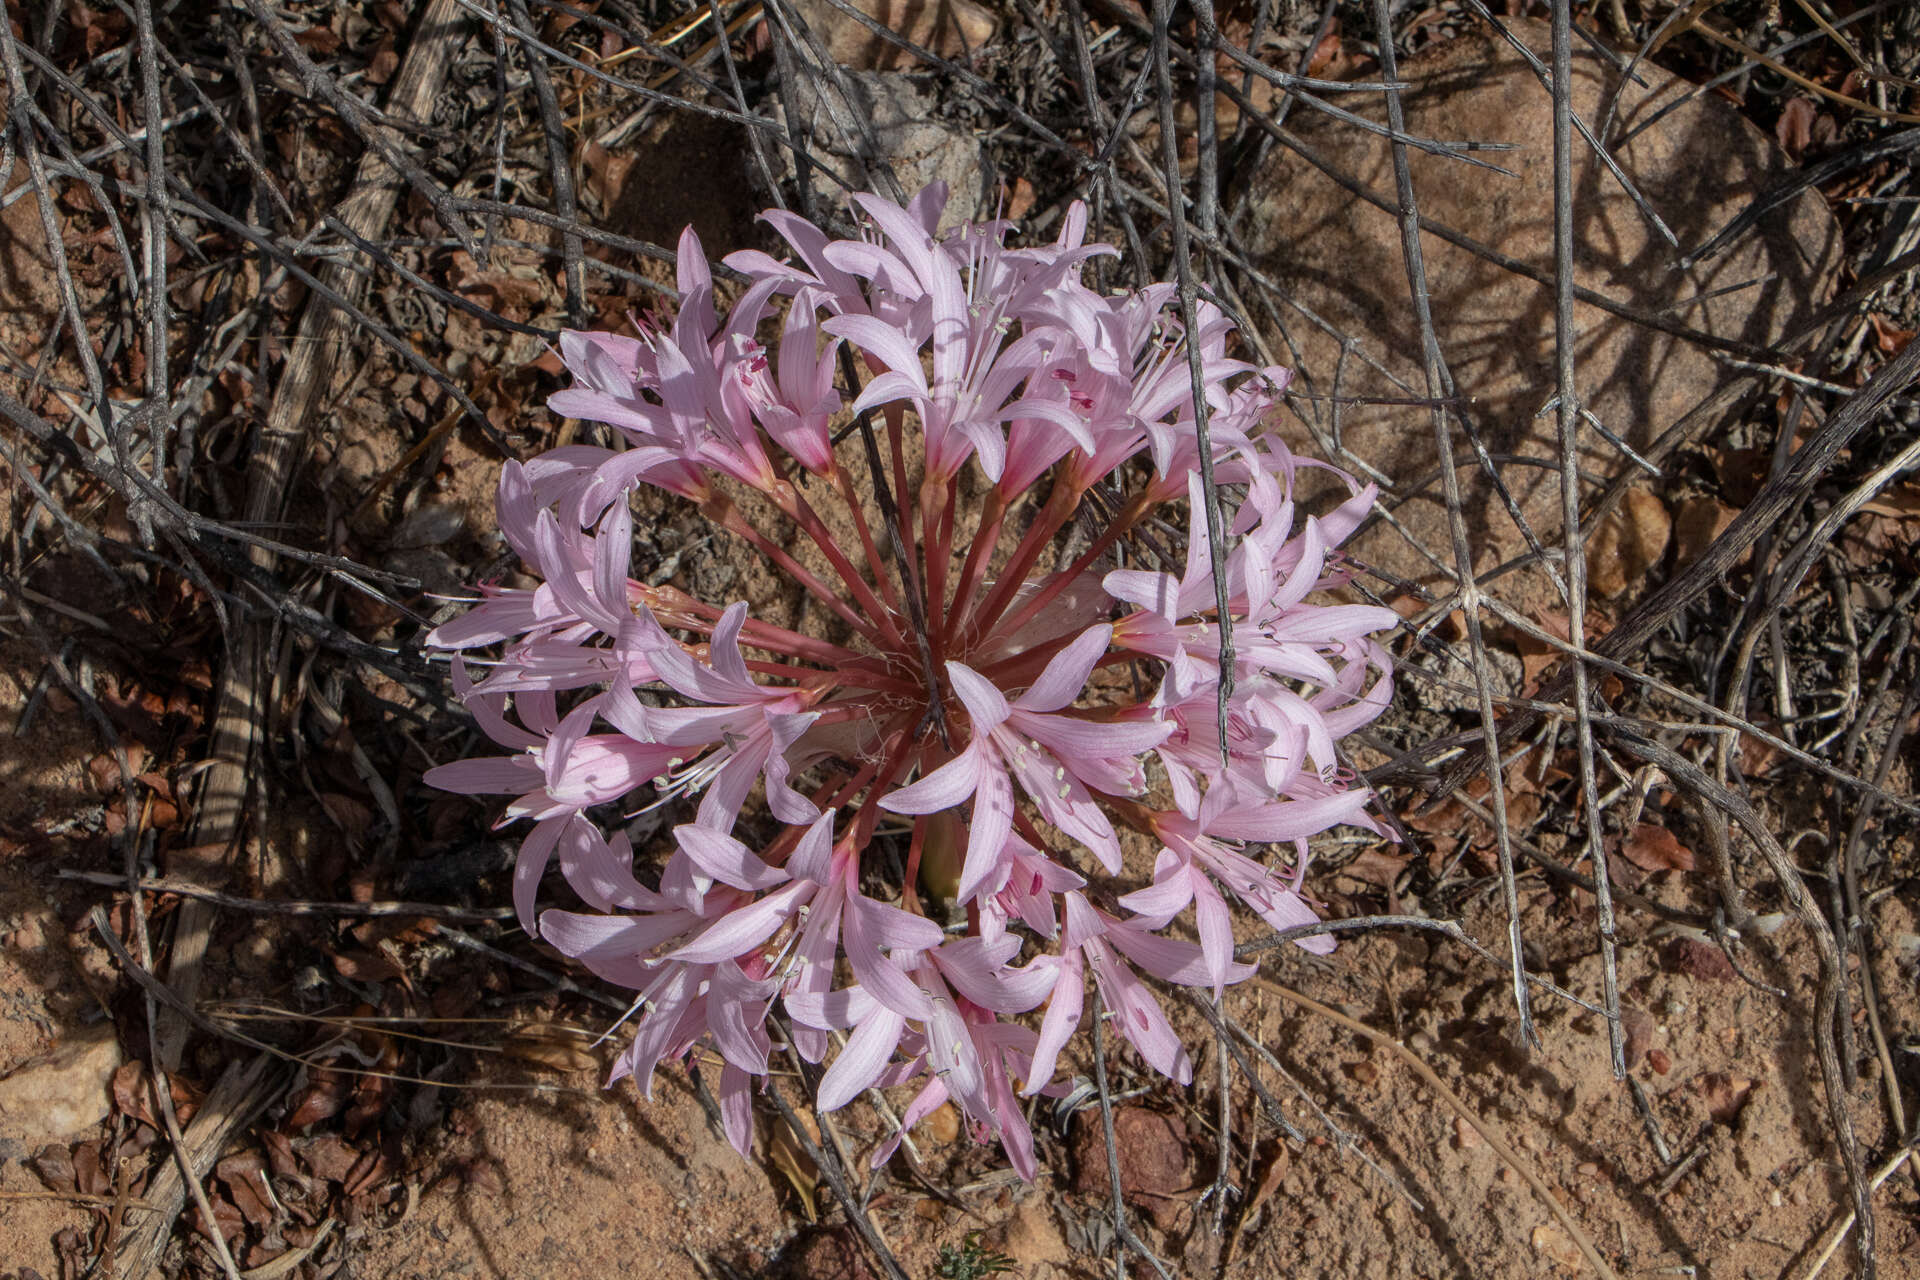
xmin=428 ymin=185 xmax=1396 ymax=1177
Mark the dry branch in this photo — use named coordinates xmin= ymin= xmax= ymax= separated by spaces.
xmin=166 ymin=0 xmax=474 ymax=1068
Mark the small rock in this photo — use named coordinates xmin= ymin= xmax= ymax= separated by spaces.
xmin=1453 ymin=1116 xmax=1481 ymax=1151
xmin=921 ymin=1102 xmax=961 ymax=1144
xmin=1647 ymin=1047 xmax=1672 ymax=1075
xmin=791 ymin=0 xmax=997 ymax=70
xmin=1070 ymin=1107 xmax=1193 ymax=1230
xmin=775 ymin=72 xmax=988 ymax=229
xmin=1666 ymin=936 xmax=1737 ymax=982
xmin=1531 ymin=1222 xmax=1584 ymax=1271
xmin=389 ymin=502 xmax=466 ymax=550
xmin=0 ymin=1025 xmax=124 ymax=1146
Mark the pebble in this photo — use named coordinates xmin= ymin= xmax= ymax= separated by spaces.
xmin=0 ymin=1023 xmax=124 ymax=1146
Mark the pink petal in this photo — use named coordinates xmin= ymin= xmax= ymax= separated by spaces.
xmin=1203 ymin=789 xmax=1374 ymax=843
xmin=944 ymin=661 xmax=1011 ymax=729
xmin=674 ymin=824 xmax=788 ymax=892
xmin=1023 ymin=955 xmax=1082 ymax=1094
xmin=817 ymin=1007 xmax=906 ymax=1111
xmin=719 ymin=1063 xmax=754 ymax=1156
xmin=1014 ymin=624 xmax=1113 ymax=712
xmin=955 ymin=764 xmax=1015 ymax=906
xmin=665 ymin=879 xmax=812 ymax=964
xmin=423 ymin=756 xmax=538 ymax=796
xmin=879 ymin=744 xmax=987 ymax=815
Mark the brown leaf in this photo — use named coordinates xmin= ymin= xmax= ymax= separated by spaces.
xmin=319 ymin=794 xmax=376 ymax=847
xmin=1869 ymin=314 xmax=1915 ymax=357
xmin=365 ymin=42 xmax=399 ymax=86
xmin=1588 ymin=488 xmax=1672 ymax=599
xmin=1620 ymin=1004 xmax=1654 ymax=1069
xmin=1619 ymin=823 xmax=1695 ymax=873
xmin=1775 ymin=96 xmax=1816 ymax=161
xmin=192 ymin=1194 xmax=247 ymax=1246
xmin=111 ymin=1060 xmax=158 ymax=1129
xmin=292 ymin=23 xmax=340 ymax=54
xmin=500 ymin=1024 xmax=597 ymax=1073
xmin=769 ymin=1107 xmax=821 ymax=1220
xmin=328 ymin=947 xmax=403 ymax=985
xmin=1672 ymin=496 xmax=1741 ymax=572
xmin=299 ymin=1134 xmax=360 ymax=1184
xmin=87 ymin=741 xmax=149 ymax=793
xmin=72 ymin=1140 xmax=108 ymax=1196
xmin=343 ymin=1147 xmax=390 ymax=1198
xmin=1340 ymin=847 xmax=1411 ymax=888
xmin=1666 ymin=936 xmax=1736 ymax=982
xmin=261 ymin=1130 xmax=301 ymax=1181
xmin=216 ymin=1152 xmax=277 ymax=1229
xmin=286 ymin=1069 xmax=348 ymax=1130
xmin=1858 ymin=482 xmax=1920 ymax=521
xmin=31 ymin=1143 xmax=77 ymax=1193
xmin=580 ymin=142 xmax=637 ymax=213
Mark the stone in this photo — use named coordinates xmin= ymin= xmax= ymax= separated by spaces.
xmin=1069 ymin=1107 xmax=1193 ymax=1230
xmin=1241 ymin=17 xmax=1839 ymax=614
xmin=0 ymin=1024 xmax=124 ymax=1147
xmin=1531 ymin=1222 xmax=1584 ymax=1271
xmin=790 ymin=0 xmax=997 ymax=71
xmin=777 ymin=72 xmax=988 ymax=230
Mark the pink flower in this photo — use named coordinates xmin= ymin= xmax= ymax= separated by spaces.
xmin=881 ymin=625 xmax=1168 ymax=900
xmin=428 ymin=185 xmax=1400 ymax=1182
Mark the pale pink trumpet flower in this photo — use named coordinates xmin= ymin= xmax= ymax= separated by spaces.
xmin=429 ymin=185 xmax=1396 ymax=1173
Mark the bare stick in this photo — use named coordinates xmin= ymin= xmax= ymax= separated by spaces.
xmin=166 ymin=0 xmax=474 ymax=1068
xmin=1366 ymin=0 xmax=1536 ymax=1049
xmin=1547 ymin=0 xmax=1626 ymax=1080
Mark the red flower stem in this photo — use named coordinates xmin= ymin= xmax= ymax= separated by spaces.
xmin=740 ymin=661 xmax=918 ymax=698
xmin=775 ymin=482 xmax=908 ymax=651
xmin=943 ymin=487 xmax=1005 ymax=647
xmin=636 ymin=584 xmax=864 ymax=667
xmin=903 ymin=814 xmax=928 ymax=916
xmin=849 ymin=718 xmax=918 ymax=853
xmin=884 ymin=406 xmax=922 ymax=602
xmin=920 ymin=476 xmax=946 ymax=660
xmin=957 ymin=478 xmax=1085 ymax=646
xmin=830 ymin=465 xmax=904 ymax=616
xmin=701 ymin=494 xmax=887 ymax=646
xmin=988 ymin=488 xmax=1154 ymax=641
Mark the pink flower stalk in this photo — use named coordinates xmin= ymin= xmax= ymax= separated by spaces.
xmin=428 ymin=185 xmax=1397 ymax=1176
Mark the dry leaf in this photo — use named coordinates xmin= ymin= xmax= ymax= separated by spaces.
xmin=1340 ymin=847 xmax=1412 ymax=888
xmin=1672 ymin=496 xmax=1741 ymax=571
xmin=1869 ymin=314 xmax=1915 ymax=356
xmin=1588 ymin=489 xmax=1672 ymax=598
xmin=1618 ymin=823 xmax=1695 ymax=873
xmin=1775 ymin=96 xmax=1816 ymax=161
xmin=769 ymin=1108 xmax=822 ymax=1220
xmin=501 ymin=1024 xmax=598 ymax=1073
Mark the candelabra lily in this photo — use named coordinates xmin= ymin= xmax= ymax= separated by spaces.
xmin=427 ymin=184 xmax=1396 ymax=1178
